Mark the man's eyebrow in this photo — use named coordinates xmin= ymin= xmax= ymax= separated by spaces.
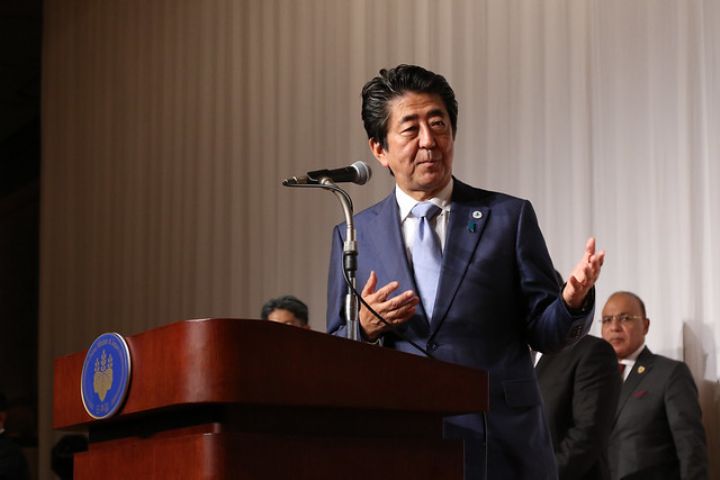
xmin=398 ymin=113 xmax=419 ymax=125
xmin=398 ymin=109 xmax=446 ymax=125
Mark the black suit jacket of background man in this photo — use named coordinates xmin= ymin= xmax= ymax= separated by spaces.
xmin=608 ymin=346 xmax=708 ymax=480
xmin=0 ymin=431 xmax=30 ymax=480
xmin=536 ymin=334 xmax=621 ymax=480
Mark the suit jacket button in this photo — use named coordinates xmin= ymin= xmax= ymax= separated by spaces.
xmin=569 ymin=325 xmax=582 ymax=338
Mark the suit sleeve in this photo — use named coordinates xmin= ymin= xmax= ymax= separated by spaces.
xmin=516 ymin=200 xmax=593 ymax=353
xmin=665 ymin=362 xmax=708 ymax=480
xmin=555 ymin=339 xmax=621 ymax=479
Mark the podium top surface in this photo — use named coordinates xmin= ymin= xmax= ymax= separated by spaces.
xmin=53 ymin=318 xmax=488 ymax=429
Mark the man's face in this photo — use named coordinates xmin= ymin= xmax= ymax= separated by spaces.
xmin=267 ymin=308 xmax=308 ymax=329
xmin=601 ymin=293 xmax=649 ymax=359
xmin=370 ymin=92 xmax=454 ymax=201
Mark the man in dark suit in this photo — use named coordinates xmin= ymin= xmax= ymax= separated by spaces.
xmin=536 ymin=334 xmax=621 ymax=479
xmin=0 ymin=392 xmax=30 ymax=480
xmin=601 ymin=291 xmax=708 ymax=479
xmin=326 ymin=64 xmax=605 ymax=479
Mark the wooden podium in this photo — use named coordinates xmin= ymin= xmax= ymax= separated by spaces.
xmin=53 ymin=318 xmax=488 ymax=479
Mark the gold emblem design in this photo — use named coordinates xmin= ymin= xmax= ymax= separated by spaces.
xmin=637 ymin=365 xmax=646 ymax=374
xmin=93 ymin=349 xmax=114 ymax=401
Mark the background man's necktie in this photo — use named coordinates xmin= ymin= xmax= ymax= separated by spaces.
xmin=411 ymin=202 xmax=442 ymax=319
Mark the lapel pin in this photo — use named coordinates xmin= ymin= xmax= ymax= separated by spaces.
xmin=637 ymin=365 xmax=646 ymax=374
xmin=467 ymin=221 xmax=477 ymax=233
xmin=472 ymin=210 xmax=483 ymax=219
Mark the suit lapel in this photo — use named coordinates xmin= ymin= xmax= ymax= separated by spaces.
xmin=614 ymin=347 xmax=654 ymax=424
xmin=430 ymin=180 xmax=489 ymax=335
xmin=365 ymin=194 xmax=419 ymax=309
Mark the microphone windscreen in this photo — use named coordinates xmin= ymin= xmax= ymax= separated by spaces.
xmin=352 ymin=161 xmax=372 ymax=185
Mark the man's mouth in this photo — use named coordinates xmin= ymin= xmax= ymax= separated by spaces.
xmin=417 ymin=152 xmax=442 ymax=165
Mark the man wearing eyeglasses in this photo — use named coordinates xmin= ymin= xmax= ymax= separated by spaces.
xmin=600 ymin=291 xmax=708 ymax=480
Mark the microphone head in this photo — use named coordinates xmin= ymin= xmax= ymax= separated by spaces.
xmin=351 ymin=161 xmax=372 ymax=185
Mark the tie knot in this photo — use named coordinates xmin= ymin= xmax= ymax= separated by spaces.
xmin=412 ymin=201 xmax=441 ymax=220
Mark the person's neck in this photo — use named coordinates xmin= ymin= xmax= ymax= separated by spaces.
xmin=619 ymin=343 xmax=646 ymax=362
xmin=400 ymin=178 xmax=453 ymax=202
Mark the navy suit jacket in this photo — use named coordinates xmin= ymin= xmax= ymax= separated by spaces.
xmin=327 ymin=179 xmax=594 ymax=480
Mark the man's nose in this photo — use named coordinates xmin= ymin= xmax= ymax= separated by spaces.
xmin=419 ymin=124 xmax=436 ymax=149
xmin=608 ymin=318 xmax=623 ymax=330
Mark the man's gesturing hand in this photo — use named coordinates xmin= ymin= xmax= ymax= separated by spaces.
xmin=563 ymin=237 xmax=605 ymax=310
xmin=359 ymin=271 xmax=420 ymax=341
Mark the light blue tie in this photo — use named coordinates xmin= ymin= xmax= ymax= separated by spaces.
xmin=411 ymin=202 xmax=442 ymax=318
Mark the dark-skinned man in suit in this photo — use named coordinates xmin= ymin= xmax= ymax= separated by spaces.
xmin=601 ymin=291 xmax=708 ymax=480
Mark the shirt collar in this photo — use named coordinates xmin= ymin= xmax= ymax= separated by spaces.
xmin=621 ymin=343 xmax=646 ymax=363
xmin=395 ymin=178 xmax=454 ymax=222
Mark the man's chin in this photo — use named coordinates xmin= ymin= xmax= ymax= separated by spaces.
xmin=418 ymin=172 xmax=449 ymax=187
xmin=613 ymin=346 xmax=630 ymax=358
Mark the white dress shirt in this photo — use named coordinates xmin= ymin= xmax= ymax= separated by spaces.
xmin=619 ymin=343 xmax=646 ymax=381
xmin=395 ymin=178 xmax=453 ymax=261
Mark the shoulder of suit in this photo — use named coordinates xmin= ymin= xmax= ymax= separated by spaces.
xmin=451 ymin=178 xmax=528 ymax=207
xmin=637 ymin=349 xmax=695 ymax=381
xmin=541 ymin=335 xmax=603 ymax=361
xmin=333 ymin=193 xmax=394 ymax=229
xmin=648 ymin=352 xmax=689 ymax=371
xmin=580 ymin=334 xmax=614 ymax=350
xmin=564 ymin=334 xmax=615 ymax=359
xmin=577 ymin=335 xmax=618 ymax=364
xmin=357 ymin=194 xmax=393 ymax=219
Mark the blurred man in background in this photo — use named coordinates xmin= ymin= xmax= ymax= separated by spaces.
xmin=261 ymin=295 xmax=310 ymax=329
xmin=0 ymin=392 xmax=30 ymax=480
xmin=536 ymin=334 xmax=621 ymax=479
xmin=601 ymin=291 xmax=708 ymax=479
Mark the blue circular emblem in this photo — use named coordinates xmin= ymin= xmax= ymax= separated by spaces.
xmin=80 ymin=332 xmax=132 ymax=419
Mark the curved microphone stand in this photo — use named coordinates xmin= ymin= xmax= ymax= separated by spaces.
xmin=282 ymin=179 xmax=359 ymax=341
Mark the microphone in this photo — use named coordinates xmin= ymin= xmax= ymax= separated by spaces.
xmin=283 ymin=161 xmax=372 ymax=186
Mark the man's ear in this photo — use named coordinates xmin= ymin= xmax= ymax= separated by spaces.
xmin=369 ymin=138 xmax=389 ymax=168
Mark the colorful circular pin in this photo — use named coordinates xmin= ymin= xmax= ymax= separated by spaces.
xmin=472 ymin=211 xmax=483 ymax=219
